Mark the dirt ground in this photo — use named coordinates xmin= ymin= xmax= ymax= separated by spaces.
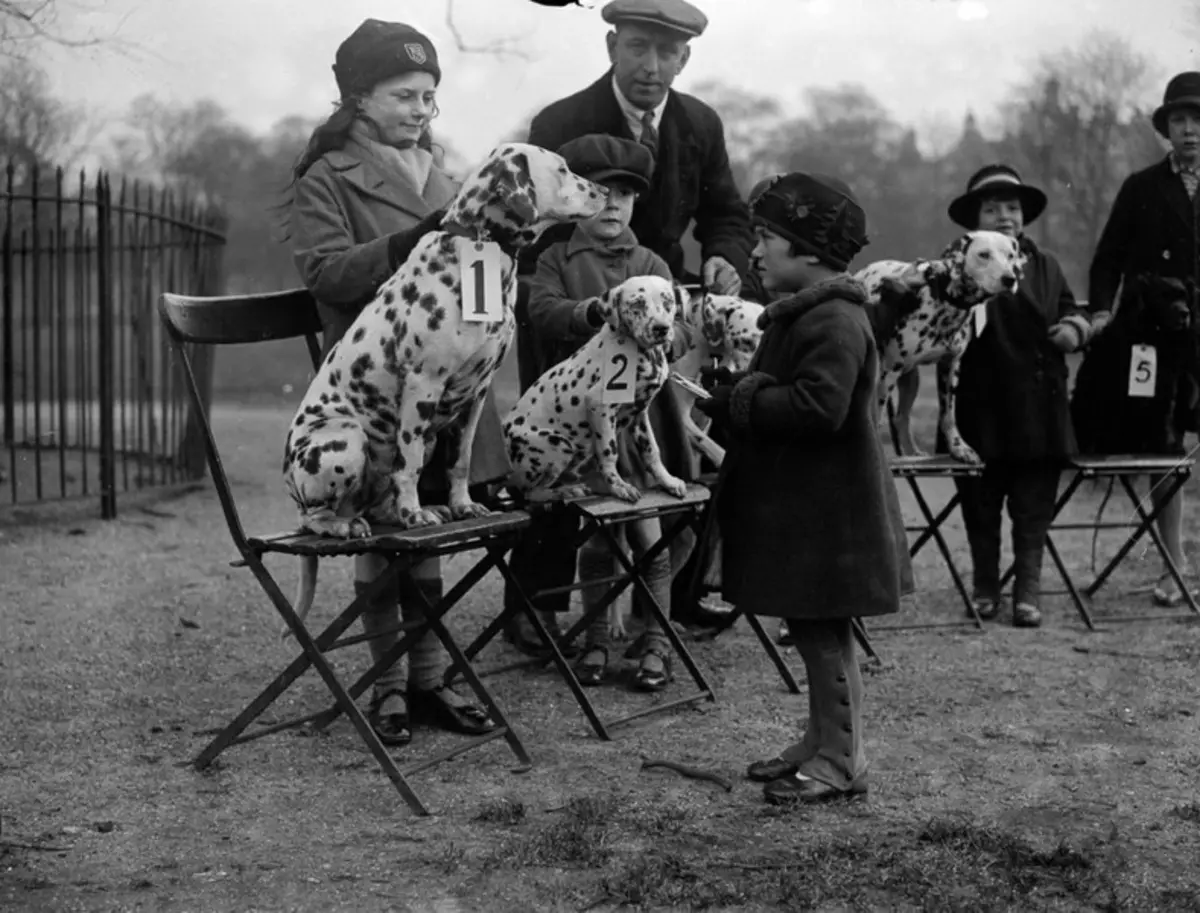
xmin=4 ymin=401 xmax=1200 ymax=912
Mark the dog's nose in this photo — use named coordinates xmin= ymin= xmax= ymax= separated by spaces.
xmin=1001 ymin=274 xmax=1016 ymax=289
xmin=653 ymin=323 xmax=671 ymax=341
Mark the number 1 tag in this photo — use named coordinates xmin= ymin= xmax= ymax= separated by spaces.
xmin=971 ymin=302 xmax=987 ymax=337
xmin=601 ymin=337 xmax=639 ymax=404
xmin=1128 ymin=344 xmax=1157 ymax=398
xmin=458 ymin=238 xmax=504 ymax=323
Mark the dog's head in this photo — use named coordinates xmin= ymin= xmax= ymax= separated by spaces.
xmin=443 ymin=143 xmax=608 ymax=250
xmin=695 ymin=293 xmax=764 ymax=370
xmin=1118 ymin=274 xmax=1194 ymax=335
xmin=931 ymin=230 xmax=1024 ymax=306
xmin=595 ymin=275 xmax=677 ymax=349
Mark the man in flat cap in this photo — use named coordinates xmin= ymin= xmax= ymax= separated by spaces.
xmin=521 ymin=0 xmax=753 ymax=301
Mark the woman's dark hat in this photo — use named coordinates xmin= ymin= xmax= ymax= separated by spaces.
xmin=556 ymin=134 xmax=655 ymax=193
xmin=333 ymin=19 xmax=441 ymax=99
xmin=947 ymin=164 xmax=1047 ymax=229
xmin=1152 ymin=72 xmax=1200 ymax=138
xmin=749 ymin=172 xmax=869 ymax=271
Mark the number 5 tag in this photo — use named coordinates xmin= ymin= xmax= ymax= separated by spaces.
xmin=601 ymin=337 xmax=639 ymax=404
xmin=1128 ymin=344 xmax=1157 ymax=398
xmin=458 ymin=238 xmax=504 ymax=323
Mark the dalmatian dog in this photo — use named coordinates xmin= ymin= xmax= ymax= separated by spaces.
xmin=503 ymin=274 xmax=688 ymax=504
xmin=854 ymin=230 xmax=1025 ymax=464
xmin=668 ymin=288 xmax=764 ymax=467
xmin=282 ymin=143 xmax=607 ymax=628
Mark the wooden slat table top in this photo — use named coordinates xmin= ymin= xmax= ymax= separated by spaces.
xmin=247 ymin=510 xmax=533 ymax=557
xmin=1070 ymin=454 xmax=1195 ymax=475
xmin=527 ymin=482 xmax=710 ymax=523
xmin=889 ymin=455 xmax=985 ymax=478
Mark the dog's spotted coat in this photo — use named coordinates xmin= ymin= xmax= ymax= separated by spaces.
xmin=854 ymin=230 xmax=1025 ymax=463
xmin=281 ymin=143 xmax=606 ymax=623
xmin=503 ymin=275 xmax=688 ymax=504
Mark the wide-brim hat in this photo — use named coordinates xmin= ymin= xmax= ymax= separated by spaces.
xmin=1152 ymin=72 xmax=1200 ymax=138
xmin=947 ymin=164 xmax=1047 ymax=230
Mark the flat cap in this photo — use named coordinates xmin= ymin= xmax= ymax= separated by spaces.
xmin=557 ymin=133 xmax=655 ymax=192
xmin=600 ymin=0 xmax=708 ymax=38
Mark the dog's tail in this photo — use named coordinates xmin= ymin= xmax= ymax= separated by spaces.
xmin=282 ymin=555 xmax=320 ymax=641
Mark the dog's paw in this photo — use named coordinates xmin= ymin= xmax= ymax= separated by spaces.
xmin=448 ymin=500 xmax=495 ymax=521
xmin=396 ymin=506 xmax=447 ymax=529
xmin=658 ymin=474 xmax=689 ymax=498
xmin=593 ymin=477 xmax=641 ymax=503
xmin=301 ymin=516 xmax=371 ymax=539
xmin=948 ymin=439 xmax=982 ymax=464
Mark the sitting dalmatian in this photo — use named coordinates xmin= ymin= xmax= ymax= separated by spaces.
xmin=854 ymin=229 xmax=1025 ymax=463
xmin=503 ymin=274 xmax=687 ymax=503
xmin=282 ymin=142 xmax=606 ymax=624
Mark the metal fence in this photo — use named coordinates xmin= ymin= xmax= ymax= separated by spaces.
xmin=1 ymin=161 xmax=227 ymax=518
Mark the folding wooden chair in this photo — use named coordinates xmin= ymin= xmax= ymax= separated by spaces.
xmin=868 ymin=455 xmax=987 ymax=632
xmin=446 ymin=484 xmax=718 ymax=740
xmin=158 ymin=289 xmax=531 ymax=816
xmin=999 ymin=454 xmax=1200 ymax=629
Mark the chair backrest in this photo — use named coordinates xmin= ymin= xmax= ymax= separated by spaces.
xmin=158 ymin=288 xmax=324 ymax=552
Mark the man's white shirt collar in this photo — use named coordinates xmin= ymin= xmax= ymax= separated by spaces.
xmin=611 ymin=73 xmax=668 ymax=139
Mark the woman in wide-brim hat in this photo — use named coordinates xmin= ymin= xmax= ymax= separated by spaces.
xmin=283 ymin=19 xmax=511 ymax=748
xmin=1089 ymin=70 xmax=1200 ymax=608
xmin=939 ymin=163 xmax=1100 ymax=630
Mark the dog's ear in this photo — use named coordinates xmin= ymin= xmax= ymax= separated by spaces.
xmin=918 ymin=258 xmax=952 ymax=302
xmin=493 ymin=153 xmax=539 ymax=224
xmin=596 ymin=286 xmax=623 ymax=332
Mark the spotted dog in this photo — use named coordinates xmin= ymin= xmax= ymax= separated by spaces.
xmin=503 ymin=275 xmax=688 ymax=504
xmin=282 ymin=143 xmax=607 ymax=625
xmin=669 ymin=289 xmax=764 ymax=466
xmin=853 ymin=230 xmax=1025 ymax=464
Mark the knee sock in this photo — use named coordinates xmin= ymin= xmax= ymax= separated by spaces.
xmin=399 ymin=570 xmax=445 ymax=692
xmin=356 ymin=579 xmax=407 ymax=698
xmin=578 ymin=541 xmax=614 ymax=652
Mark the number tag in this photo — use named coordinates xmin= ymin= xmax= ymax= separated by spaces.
xmin=1128 ymin=344 xmax=1157 ymax=398
xmin=971 ymin=302 xmax=987 ymax=337
xmin=458 ymin=238 xmax=504 ymax=323
xmin=601 ymin=337 xmax=639 ymax=405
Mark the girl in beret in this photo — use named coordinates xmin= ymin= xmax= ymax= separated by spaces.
xmin=697 ymin=172 xmax=912 ymax=804
xmin=284 ymin=19 xmax=511 ymax=747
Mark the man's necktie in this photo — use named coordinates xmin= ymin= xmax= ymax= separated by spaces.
xmin=639 ymin=110 xmax=659 ymax=158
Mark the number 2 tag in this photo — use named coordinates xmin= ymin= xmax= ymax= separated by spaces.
xmin=602 ymin=337 xmax=639 ymax=404
xmin=1128 ymin=344 xmax=1157 ymax=398
xmin=971 ymin=303 xmax=987 ymax=337
xmin=458 ymin=238 xmax=504 ymax=323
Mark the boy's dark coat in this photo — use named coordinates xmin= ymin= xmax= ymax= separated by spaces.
xmin=716 ymin=277 xmax=913 ymax=621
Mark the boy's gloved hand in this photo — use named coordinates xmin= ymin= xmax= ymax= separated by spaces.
xmin=695 ymin=384 xmax=733 ymax=427
xmin=584 ymin=297 xmax=605 ymax=328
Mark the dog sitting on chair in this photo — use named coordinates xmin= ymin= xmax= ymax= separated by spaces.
xmin=282 ymin=143 xmax=607 ymax=626
xmin=503 ymin=274 xmax=688 ymax=502
xmin=854 ymin=230 xmax=1026 ymax=463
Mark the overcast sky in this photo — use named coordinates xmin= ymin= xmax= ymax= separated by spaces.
xmin=47 ymin=0 xmax=1199 ymax=163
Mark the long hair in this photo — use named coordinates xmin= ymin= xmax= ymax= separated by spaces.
xmin=275 ymin=96 xmax=445 ymax=242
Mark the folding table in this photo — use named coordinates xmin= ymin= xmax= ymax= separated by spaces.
xmin=446 ymin=483 xmax=718 ymax=740
xmin=1000 ymin=454 xmax=1200 ymax=629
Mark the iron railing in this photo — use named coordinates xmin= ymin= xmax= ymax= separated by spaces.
xmin=1 ymin=161 xmax=227 ymax=518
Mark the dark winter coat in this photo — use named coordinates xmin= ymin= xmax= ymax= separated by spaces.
xmin=1089 ymin=155 xmax=1200 ymax=432
xmin=715 ymin=276 xmax=913 ymax=620
xmin=290 ymin=140 xmax=513 ymax=500
xmin=950 ymin=237 xmax=1087 ymax=463
xmin=523 ymin=70 xmax=754 ymax=284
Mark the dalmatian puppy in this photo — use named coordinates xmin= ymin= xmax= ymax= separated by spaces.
xmin=503 ymin=274 xmax=688 ymax=504
xmin=282 ymin=143 xmax=607 ymax=626
xmin=854 ymin=230 xmax=1025 ymax=464
xmin=668 ymin=288 xmax=764 ymax=467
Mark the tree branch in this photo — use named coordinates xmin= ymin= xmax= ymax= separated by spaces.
xmin=444 ymin=0 xmax=530 ymax=60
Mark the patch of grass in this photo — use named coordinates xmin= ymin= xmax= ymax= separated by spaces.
xmin=472 ymin=795 xmax=527 ymax=826
xmin=487 ymin=795 xmax=618 ymax=870
xmin=1170 ymin=801 xmax=1200 ymax=823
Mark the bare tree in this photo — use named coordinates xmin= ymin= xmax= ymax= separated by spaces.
xmin=0 ymin=56 xmax=94 ymax=178
xmin=0 ymin=0 xmax=133 ymax=58
xmin=444 ymin=0 xmax=530 ymax=60
xmin=687 ymin=79 xmax=783 ymax=192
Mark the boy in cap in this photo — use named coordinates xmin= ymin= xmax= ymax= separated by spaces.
xmin=943 ymin=164 xmax=1096 ymax=628
xmin=696 ymin=172 xmax=911 ymax=804
xmin=513 ymin=132 xmax=694 ymax=691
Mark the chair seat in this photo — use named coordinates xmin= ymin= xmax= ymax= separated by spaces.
xmin=248 ymin=511 xmax=533 ymax=557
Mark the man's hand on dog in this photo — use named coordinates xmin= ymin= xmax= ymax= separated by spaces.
xmin=703 ymin=256 xmax=742 ymax=296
